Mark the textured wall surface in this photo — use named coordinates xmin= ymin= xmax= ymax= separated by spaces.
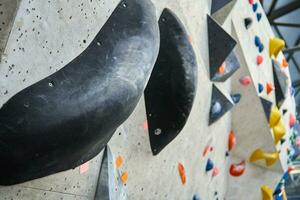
xmin=0 ymin=0 xmax=295 ymax=199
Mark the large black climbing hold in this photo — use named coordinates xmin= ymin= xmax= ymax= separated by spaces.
xmin=0 ymin=0 xmax=159 ymax=185
xmin=144 ymin=9 xmax=198 ymax=155
xmin=260 ymin=97 xmax=272 ymax=121
xmin=272 ymin=60 xmax=288 ymax=108
xmin=211 ymin=51 xmax=240 ymax=82
xmin=207 ymin=15 xmax=237 ymax=82
xmin=209 ymin=84 xmax=234 ymax=125
xmin=211 ymin=0 xmax=237 ymax=25
xmin=94 ymin=146 xmax=127 ymax=200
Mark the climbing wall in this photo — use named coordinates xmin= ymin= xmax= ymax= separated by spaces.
xmin=0 ymin=0 xmax=295 ymax=200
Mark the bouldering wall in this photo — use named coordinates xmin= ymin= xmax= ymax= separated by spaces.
xmin=0 ymin=0 xmax=296 ymax=200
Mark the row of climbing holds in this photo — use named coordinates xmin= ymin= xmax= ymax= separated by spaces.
xmin=249 ymin=149 xmax=279 ymax=167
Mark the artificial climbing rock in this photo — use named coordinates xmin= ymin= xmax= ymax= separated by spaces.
xmin=269 ymin=38 xmax=285 ymax=58
xmin=229 ymin=161 xmax=246 ymax=177
xmin=269 ymin=106 xmax=282 ymax=128
xmin=206 ymin=158 xmax=214 ymax=172
xmin=258 ymin=83 xmax=264 ymax=93
xmin=256 ymin=13 xmax=262 ymax=22
xmin=272 ymin=120 xmax=286 ymax=144
xmin=266 ymin=82 xmax=273 ymax=95
xmin=250 ymin=149 xmax=279 ymax=167
xmin=209 ymin=85 xmax=234 ymax=125
xmin=261 ymin=185 xmax=274 ymax=200
xmin=228 ymin=130 xmax=236 ymax=151
xmin=207 ymin=15 xmax=237 ymax=81
xmin=0 ymin=0 xmax=160 ymax=185
xmin=231 ymin=94 xmax=241 ymax=104
xmin=257 ymin=55 xmax=263 ymax=65
xmin=244 ymin=17 xmax=253 ymax=29
xmin=239 ymin=75 xmax=252 ymax=86
xmin=144 ymin=8 xmax=197 ymax=155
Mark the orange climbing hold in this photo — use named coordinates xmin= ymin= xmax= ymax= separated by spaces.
xmin=266 ymin=82 xmax=273 ymax=95
xmin=256 ymin=55 xmax=263 ymax=65
xmin=178 ymin=162 xmax=186 ymax=185
xmin=229 ymin=161 xmax=246 ymax=177
xmin=289 ymin=114 xmax=296 ymax=127
xmin=282 ymin=58 xmax=289 ymax=68
xmin=121 ymin=171 xmax=128 ymax=184
xmin=218 ymin=62 xmax=226 ymax=74
xmin=116 ymin=155 xmax=124 ymax=169
xmin=228 ymin=130 xmax=236 ymax=152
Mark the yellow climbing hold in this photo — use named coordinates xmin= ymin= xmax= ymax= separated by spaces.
xmin=269 ymin=106 xmax=281 ymax=128
xmin=269 ymin=38 xmax=285 ymax=58
xmin=272 ymin=120 xmax=286 ymax=144
xmin=249 ymin=149 xmax=279 ymax=167
xmin=261 ymin=185 xmax=274 ymax=200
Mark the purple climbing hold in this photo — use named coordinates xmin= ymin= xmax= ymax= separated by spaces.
xmin=255 ymin=36 xmax=261 ymax=47
xmin=206 ymin=158 xmax=214 ymax=172
xmin=256 ymin=13 xmax=262 ymax=21
xmin=252 ymin=3 xmax=258 ymax=12
xmin=258 ymin=83 xmax=264 ymax=93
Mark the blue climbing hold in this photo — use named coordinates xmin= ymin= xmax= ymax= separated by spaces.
xmin=258 ymin=83 xmax=264 ymax=93
xmin=231 ymin=94 xmax=241 ymax=104
xmin=193 ymin=194 xmax=201 ymax=200
xmin=283 ymin=171 xmax=290 ymax=181
xmin=255 ymin=36 xmax=261 ymax=47
xmin=206 ymin=158 xmax=214 ymax=172
xmin=252 ymin=3 xmax=258 ymax=12
xmin=258 ymin=43 xmax=264 ymax=53
xmin=256 ymin=13 xmax=262 ymax=21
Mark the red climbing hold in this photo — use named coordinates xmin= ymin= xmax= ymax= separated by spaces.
xmin=288 ymin=166 xmax=295 ymax=173
xmin=256 ymin=55 xmax=263 ymax=65
xmin=266 ymin=82 xmax=273 ymax=95
xmin=143 ymin=120 xmax=148 ymax=130
xmin=248 ymin=0 xmax=254 ymax=5
xmin=229 ymin=161 xmax=246 ymax=177
xmin=282 ymin=58 xmax=289 ymax=68
xmin=212 ymin=167 xmax=220 ymax=177
xmin=178 ymin=162 xmax=186 ymax=185
xmin=289 ymin=114 xmax=296 ymax=127
xmin=239 ymin=76 xmax=252 ymax=86
xmin=228 ymin=130 xmax=236 ymax=152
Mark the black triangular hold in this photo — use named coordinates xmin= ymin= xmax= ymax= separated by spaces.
xmin=272 ymin=61 xmax=287 ymax=108
xmin=260 ymin=97 xmax=272 ymax=121
xmin=207 ymin=15 xmax=237 ymax=81
xmin=244 ymin=17 xmax=253 ymax=29
xmin=211 ymin=51 xmax=240 ymax=82
xmin=209 ymin=84 xmax=234 ymax=125
xmin=144 ymin=9 xmax=198 ymax=155
xmin=211 ymin=0 xmax=233 ymax=15
xmin=283 ymin=109 xmax=288 ymax=115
